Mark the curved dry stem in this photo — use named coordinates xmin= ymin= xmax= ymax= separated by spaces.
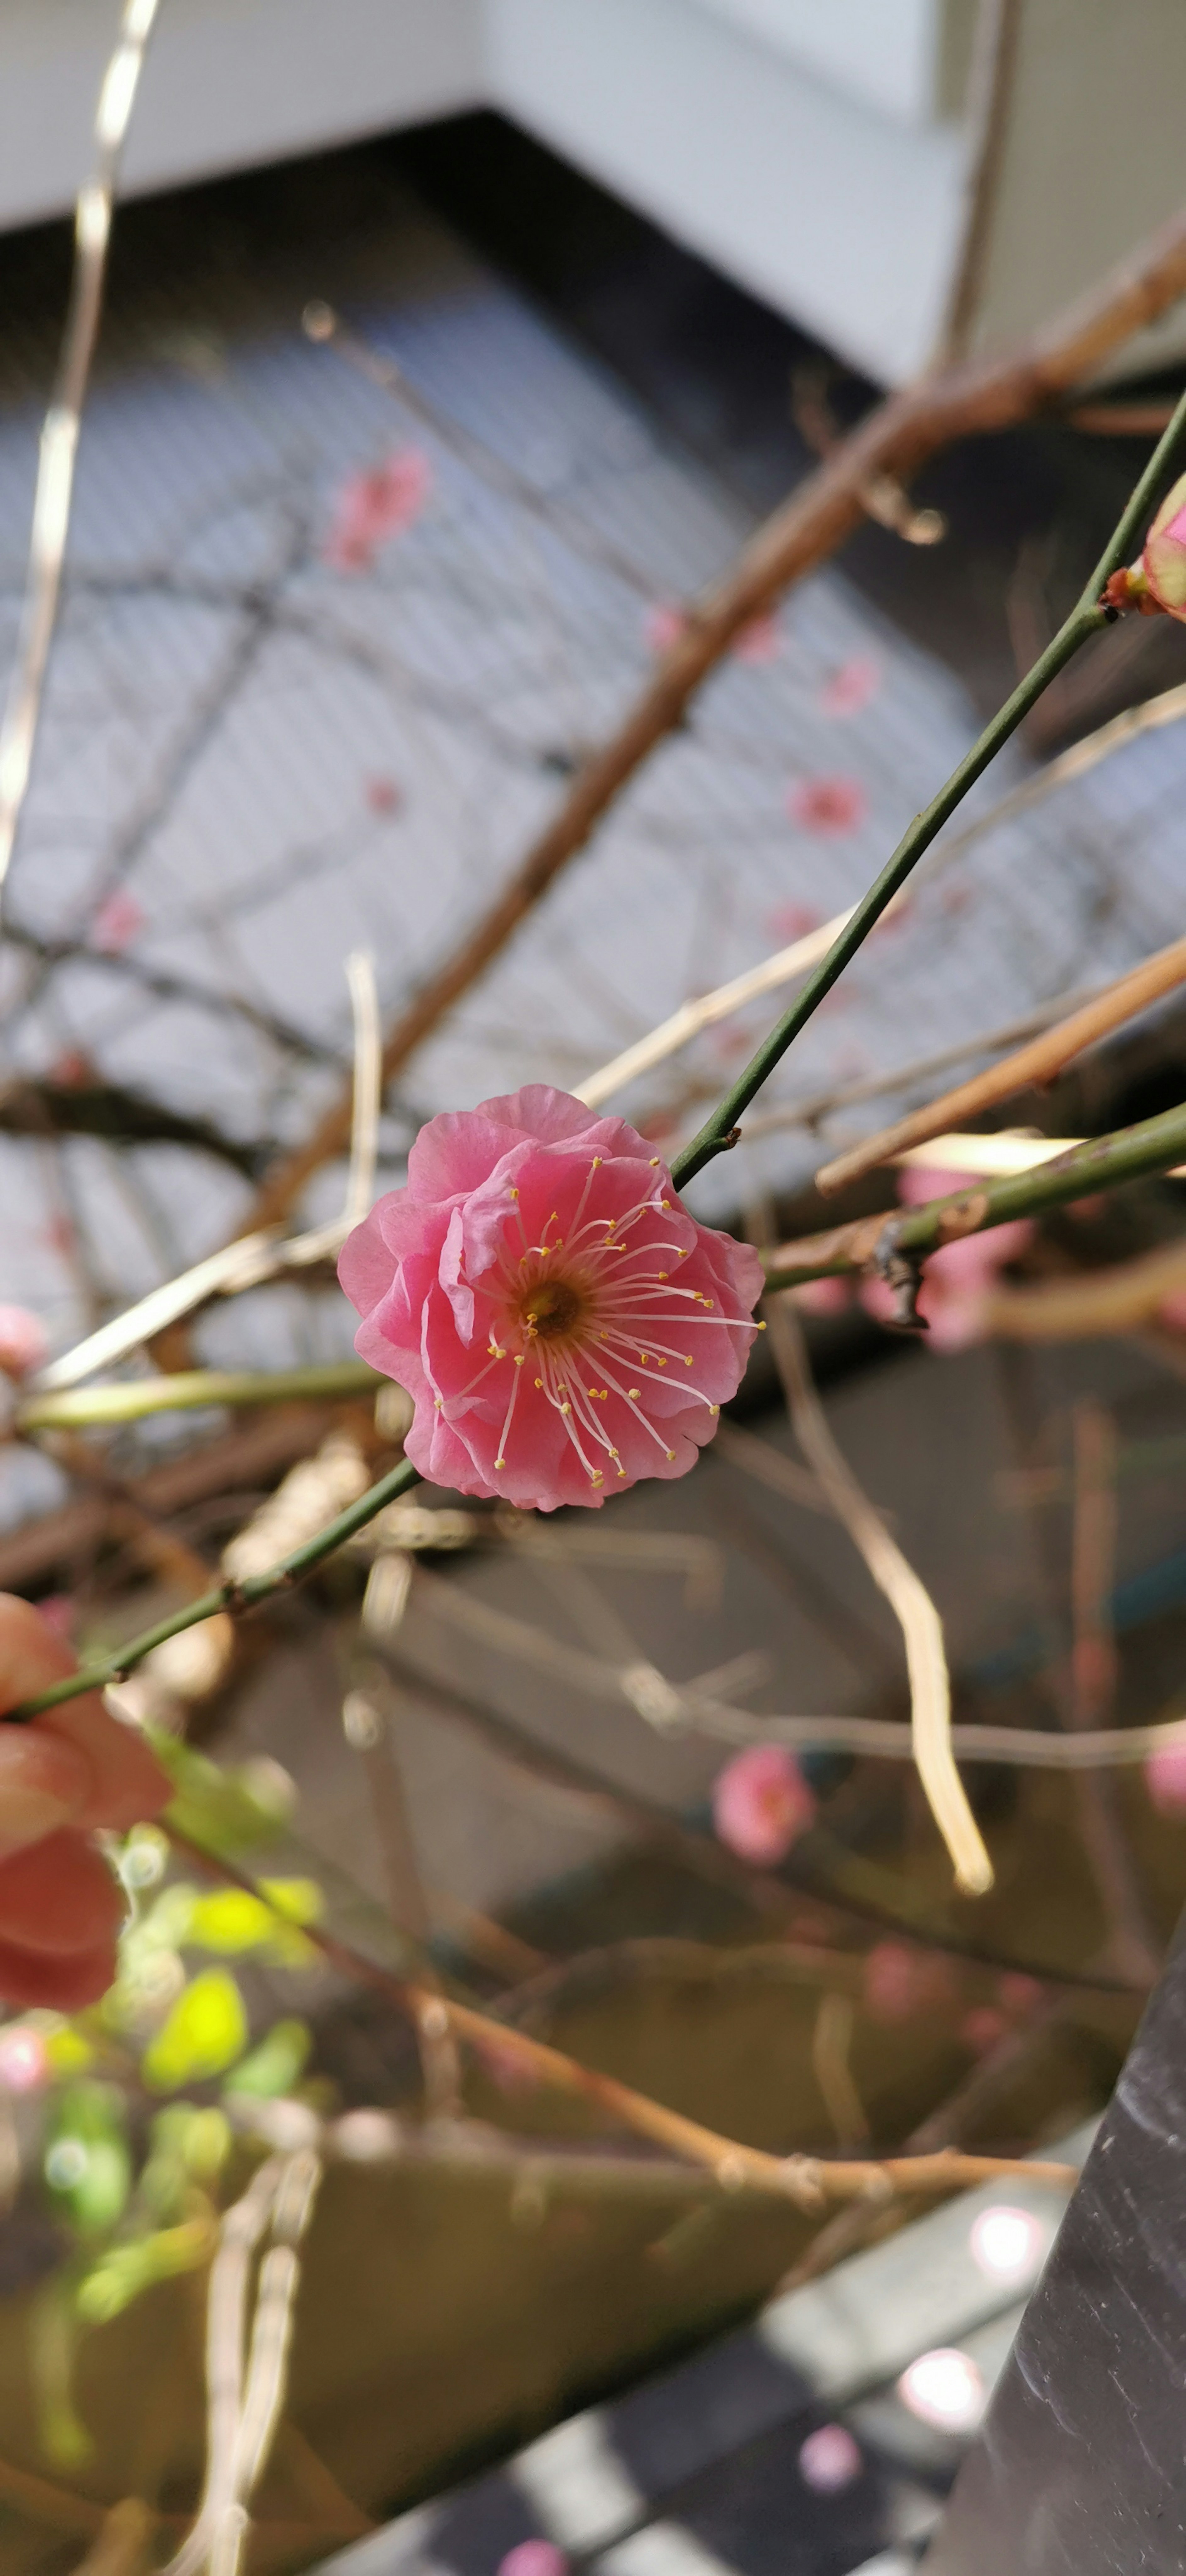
xmin=764 ymin=1295 xmax=992 ymax=1897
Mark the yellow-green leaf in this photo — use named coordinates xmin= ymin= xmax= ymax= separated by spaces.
xmin=141 ymin=1970 xmax=248 ymax=2092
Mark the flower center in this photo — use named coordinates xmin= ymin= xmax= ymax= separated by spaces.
xmin=520 ymin=1274 xmax=583 ymax=1340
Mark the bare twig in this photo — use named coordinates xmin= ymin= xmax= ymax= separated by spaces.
xmin=576 ymin=909 xmax=860 ymax=1110
xmin=164 ymin=1824 xmax=1077 ymax=2203
xmin=0 ymin=0 xmax=162 ymax=912
xmin=816 ymin=931 xmax=1186 ymax=1195
xmin=984 ymin=1237 xmax=1186 ymax=1339
xmin=764 ymin=1293 xmax=991 ymax=1896
xmin=812 ymin=1992 xmax=870 ymax=2149
xmin=231 ymin=211 xmax=1186 ymax=1232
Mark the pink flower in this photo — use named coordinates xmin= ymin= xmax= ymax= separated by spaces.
xmin=323 ymin=449 xmax=432 ymax=573
xmin=365 ymin=775 xmax=402 ymax=816
xmin=1158 ymin=1289 xmax=1186 ymax=1333
xmin=497 ymin=2548 xmax=568 ymax=2576
xmin=1142 ymin=469 xmax=1186 ymax=620
xmin=91 ymin=891 xmax=144 ymax=953
xmin=735 ymin=612 xmax=781 ymax=664
xmin=1145 ymin=1739 xmax=1186 ymax=1816
xmin=712 ymin=1745 xmax=815 ymax=1866
xmin=0 ymin=2024 xmax=48 ymax=2093
xmin=34 ymin=1596 xmax=75 ymax=1646
xmin=0 ymin=1305 xmax=48 ymax=1380
xmin=339 ymin=1086 xmax=764 ymax=1512
xmin=863 ymin=1941 xmax=955 ymax=2025
xmin=643 ymin=602 xmax=686 ymax=654
xmin=818 ymin=655 xmax=881 ymax=718
xmin=787 ymin=776 xmax=867 ymax=836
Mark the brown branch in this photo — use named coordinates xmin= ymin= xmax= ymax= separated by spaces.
xmin=165 ymin=1827 xmax=1076 ymax=2205
xmin=236 ymin=208 xmax=1186 ymax=1235
xmin=984 ymin=1237 xmax=1186 ymax=1340
xmin=0 ymin=1403 xmax=344 ymax=1592
xmin=815 ymin=930 xmax=1186 ymax=1197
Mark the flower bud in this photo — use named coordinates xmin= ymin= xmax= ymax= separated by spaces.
xmin=1142 ymin=468 xmax=1186 ymax=618
xmin=1104 ymin=469 xmax=1186 ymax=621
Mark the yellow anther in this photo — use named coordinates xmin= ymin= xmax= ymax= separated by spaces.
xmin=628 ymin=1387 xmax=641 ymax=1399
xmin=648 ymin=1157 xmax=661 ymax=1167
xmin=494 ymin=1454 xmax=505 ymax=1468
xmin=684 ymin=1355 xmax=693 ymax=1366
xmin=535 ymin=1377 xmax=543 ymax=1388
xmin=665 ymin=1448 xmax=675 ymax=1461
xmin=514 ymin=1352 xmax=525 ymax=1364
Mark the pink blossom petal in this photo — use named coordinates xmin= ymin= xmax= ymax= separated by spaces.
xmin=0 ymin=1305 xmax=49 ymax=1380
xmin=787 ymin=776 xmax=867 ymax=836
xmin=365 ymin=775 xmax=402 ymax=815
xmin=818 ymin=655 xmax=882 ymax=717
xmin=339 ymin=1086 xmax=763 ymax=1512
xmin=792 ymin=1277 xmax=852 ymax=1316
xmin=712 ymin=1745 xmax=815 ymax=1866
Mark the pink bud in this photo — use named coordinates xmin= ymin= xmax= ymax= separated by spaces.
xmin=0 ymin=1305 xmax=49 ymax=1380
xmin=818 ymin=654 xmax=881 ymax=718
xmin=1143 ymin=470 xmax=1186 ymax=620
xmin=643 ymin=602 xmax=686 ymax=655
xmin=1145 ymin=1739 xmax=1186 ymax=1816
xmin=712 ymin=1745 xmax=815 ymax=1866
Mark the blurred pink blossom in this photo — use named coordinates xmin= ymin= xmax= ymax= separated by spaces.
xmin=1158 ymin=1289 xmax=1186 ymax=1333
xmin=323 ymin=449 xmax=432 ymax=573
xmin=0 ymin=1305 xmax=49 ymax=1380
xmin=860 ymin=1165 xmax=1033 ymax=1352
xmin=863 ymin=1941 xmax=955 ymax=2025
xmin=712 ymin=1745 xmax=815 ymax=1866
xmin=497 ymin=2548 xmax=569 ymax=2576
xmin=339 ymin=1086 xmax=762 ymax=1511
xmin=365 ymin=775 xmax=402 ymax=816
xmin=818 ymin=655 xmax=881 ymax=717
xmin=1145 ymin=1740 xmax=1186 ymax=1816
xmin=799 ymin=2423 xmax=862 ymax=2491
xmin=787 ymin=776 xmax=867 ymax=836
xmin=0 ymin=2024 xmax=48 ymax=2093
xmin=92 ymin=890 xmax=144 ymax=953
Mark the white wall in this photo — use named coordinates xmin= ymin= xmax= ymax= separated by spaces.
xmin=0 ymin=0 xmax=484 ymax=234
xmin=485 ymin=0 xmax=966 ymax=380
xmin=689 ymin=0 xmax=943 ymax=125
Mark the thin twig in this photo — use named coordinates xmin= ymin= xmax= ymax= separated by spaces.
xmin=815 ymin=931 xmax=1186 ymax=1194
xmin=674 ymin=382 xmax=1186 ymax=1187
xmin=933 ymin=0 xmax=1022 ymax=365
xmin=984 ymin=1236 xmax=1186 ymax=1339
xmin=19 ymin=1362 xmax=380 ymax=1430
xmin=164 ymin=1824 xmax=1077 ymax=2203
xmin=763 ymin=1096 xmax=1186 ymax=1291
xmin=230 ymin=211 xmax=1186 ymax=1234
xmin=763 ymin=1293 xmax=991 ymax=1896
xmin=0 ymin=0 xmax=162 ymax=912
xmin=576 ymin=909 xmax=860 ymax=1110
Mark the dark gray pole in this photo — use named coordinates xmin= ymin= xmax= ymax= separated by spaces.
xmin=925 ymin=1918 xmax=1186 ymax=2573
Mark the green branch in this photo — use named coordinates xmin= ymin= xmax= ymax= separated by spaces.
xmin=18 ymin=1359 xmax=382 ymax=1431
xmin=762 ymin=1100 xmax=1186 ymax=1290
xmin=673 ymin=384 xmax=1186 ymax=1190
xmin=9 ymin=1453 xmax=422 ymax=1723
